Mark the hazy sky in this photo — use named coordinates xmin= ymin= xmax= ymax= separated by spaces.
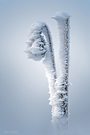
xmin=0 ymin=0 xmax=89 ymax=135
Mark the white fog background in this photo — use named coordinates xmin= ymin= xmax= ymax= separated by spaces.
xmin=0 ymin=0 xmax=89 ymax=135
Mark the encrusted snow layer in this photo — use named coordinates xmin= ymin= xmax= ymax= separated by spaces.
xmin=26 ymin=22 xmax=57 ymax=115
xmin=52 ymin=13 xmax=70 ymax=120
xmin=26 ymin=14 xmax=70 ymax=122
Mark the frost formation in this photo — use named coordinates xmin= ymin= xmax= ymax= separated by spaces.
xmin=52 ymin=13 xmax=70 ymax=120
xmin=26 ymin=13 xmax=70 ymax=122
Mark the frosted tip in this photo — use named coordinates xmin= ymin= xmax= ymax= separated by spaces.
xmin=52 ymin=12 xmax=70 ymax=21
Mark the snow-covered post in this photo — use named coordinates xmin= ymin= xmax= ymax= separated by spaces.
xmin=52 ymin=13 xmax=70 ymax=125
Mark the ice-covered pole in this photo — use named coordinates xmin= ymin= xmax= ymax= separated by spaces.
xmin=52 ymin=13 xmax=70 ymax=123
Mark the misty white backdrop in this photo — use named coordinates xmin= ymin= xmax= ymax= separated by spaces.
xmin=0 ymin=0 xmax=89 ymax=135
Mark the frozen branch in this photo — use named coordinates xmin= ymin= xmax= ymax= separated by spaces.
xmin=25 ymin=22 xmax=57 ymax=117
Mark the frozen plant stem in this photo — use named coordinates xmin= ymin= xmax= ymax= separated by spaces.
xmin=26 ymin=22 xmax=57 ymax=115
xmin=25 ymin=13 xmax=70 ymax=125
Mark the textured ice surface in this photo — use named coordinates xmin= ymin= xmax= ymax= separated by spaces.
xmin=26 ymin=13 xmax=70 ymax=123
xmin=26 ymin=22 xmax=57 ymax=118
xmin=52 ymin=13 xmax=70 ymax=120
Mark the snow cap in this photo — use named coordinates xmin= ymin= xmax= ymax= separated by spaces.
xmin=52 ymin=12 xmax=70 ymax=22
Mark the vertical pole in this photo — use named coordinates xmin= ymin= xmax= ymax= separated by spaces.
xmin=52 ymin=14 xmax=70 ymax=130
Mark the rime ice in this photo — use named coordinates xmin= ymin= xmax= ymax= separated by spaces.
xmin=53 ymin=13 xmax=70 ymax=120
xmin=25 ymin=13 xmax=70 ymax=124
